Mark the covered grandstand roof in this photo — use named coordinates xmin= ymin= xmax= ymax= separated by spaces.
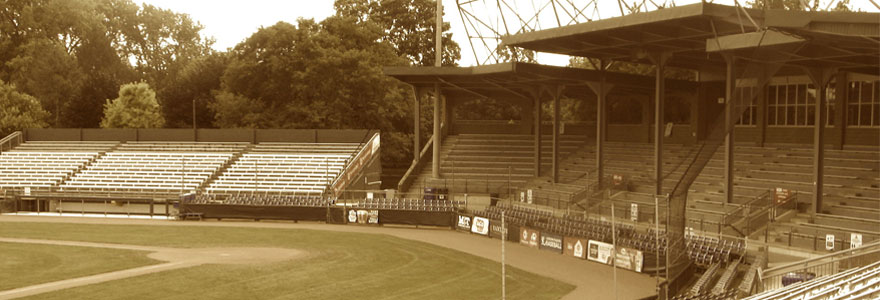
xmin=383 ymin=62 xmax=698 ymax=101
xmin=501 ymin=2 xmax=880 ymax=75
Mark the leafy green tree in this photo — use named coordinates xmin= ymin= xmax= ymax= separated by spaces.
xmin=1 ymin=0 xmax=211 ymax=128
xmin=162 ymin=52 xmax=229 ymax=128
xmin=213 ymin=17 xmax=414 ymax=165
xmin=100 ymin=82 xmax=165 ymax=128
xmin=6 ymin=38 xmax=84 ymax=127
xmin=334 ymin=0 xmax=460 ymax=66
xmin=0 ymin=80 xmax=49 ymax=137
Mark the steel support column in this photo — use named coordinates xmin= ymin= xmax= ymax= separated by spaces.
xmin=413 ymin=87 xmax=422 ymax=163
xmin=723 ymin=55 xmax=736 ymax=205
xmin=651 ymin=54 xmax=669 ymax=196
xmin=805 ymin=68 xmax=835 ymax=219
xmin=552 ymin=86 xmax=561 ymax=183
xmin=534 ymin=94 xmax=542 ymax=177
xmin=433 ymin=83 xmax=442 ymax=179
xmin=833 ymin=72 xmax=848 ymax=150
xmin=587 ymin=65 xmax=613 ymax=190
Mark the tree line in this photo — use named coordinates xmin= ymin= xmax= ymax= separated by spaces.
xmin=0 ymin=0 xmax=460 ymax=167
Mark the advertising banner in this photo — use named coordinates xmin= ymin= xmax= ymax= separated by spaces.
xmin=456 ymin=214 xmax=472 ymax=232
xmin=614 ymin=247 xmax=644 ymax=273
xmin=563 ymin=236 xmax=589 ymax=259
xmin=539 ymin=232 xmax=564 ymax=253
xmin=489 ymin=219 xmax=508 ymax=240
xmin=519 ymin=227 xmax=540 ymax=248
xmin=471 ymin=216 xmax=489 ymax=235
xmin=586 ymin=240 xmax=644 ymax=273
xmin=587 ymin=240 xmax=615 ymax=264
xmin=347 ymin=209 xmax=378 ymax=224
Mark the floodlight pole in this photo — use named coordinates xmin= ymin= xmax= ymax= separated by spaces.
xmin=611 ymin=201 xmax=618 ymax=300
xmin=655 ymin=195 xmax=661 ymax=292
xmin=501 ymin=209 xmax=506 ymax=300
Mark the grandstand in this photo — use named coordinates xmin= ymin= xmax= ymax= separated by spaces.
xmin=384 ymin=2 xmax=878 ymax=298
xmin=0 ymin=129 xmax=379 ymax=218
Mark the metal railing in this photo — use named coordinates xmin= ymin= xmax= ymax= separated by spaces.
xmin=760 ymin=240 xmax=880 ymax=292
xmin=328 ymin=132 xmax=380 ymax=196
xmin=0 ymin=131 xmax=23 ymax=152
xmin=397 ymin=127 xmax=442 ymax=194
xmin=720 ymin=190 xmax=798 ymax=238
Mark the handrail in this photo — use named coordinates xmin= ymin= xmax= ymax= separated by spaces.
xmin=327 ymin=132 xmax=380 ymax=196
xmin=762 ymin=240 xmax=880 ymax=277
xmin=397 ymin=131 xmax=436 ymax=193
xmin=722 ymin=190 xmax=772 ymax=226
xmin=0 ymin=131 xmax=23 ymax=152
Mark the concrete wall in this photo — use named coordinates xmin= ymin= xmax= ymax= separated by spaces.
xmin=317 ymin=129 xmax=372 ymax=143
xmin=81 ymin=129 xmax=137 ymax=141
xmin=198 ymin=129 xmax=254 ymax=142
xmin=256 ymin=129 xmax=316 ymax=143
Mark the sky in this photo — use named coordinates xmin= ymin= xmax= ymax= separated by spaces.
xmin=137 ymin=0 xmax=879 ymax=67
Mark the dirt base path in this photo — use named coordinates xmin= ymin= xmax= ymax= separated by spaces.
xmin=0 ymin=215 xmax=657 ymax=300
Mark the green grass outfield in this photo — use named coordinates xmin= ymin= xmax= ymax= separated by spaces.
xmin=0 ymin=242 xmax=157 ymax=291
xmin=0 ymin=221 xmax=574 ymax=299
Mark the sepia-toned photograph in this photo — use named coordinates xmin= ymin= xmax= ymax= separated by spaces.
xmin=0 ymin=0 xmax=878 ymax=299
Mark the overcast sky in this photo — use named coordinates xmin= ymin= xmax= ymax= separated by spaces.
xmin=137 ymin=0 xmax=878 ymax=67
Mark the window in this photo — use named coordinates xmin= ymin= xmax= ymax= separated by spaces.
xmin=847 ymin=80 xmax=880 ymax=127
xmin=767 ymin=81 xmax=834 ymax=127
xmin=735 ymin=86 xmax=757 ymax=126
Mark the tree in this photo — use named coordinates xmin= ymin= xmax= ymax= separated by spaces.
xmin=100 ymin=82 xmax=165 ymax=128
xmin=0 ymin=80 xmax=49 ymax=137
xmin=6 ymin=38 xmax=84 ymax=127
xmin=1 ymin=0 xmax=212 ymax=128
xmin=213 ymin=17 xmax=415 ymax=165
xmin=334 ymin=0 xmax=460 ymax=66
xmin=161 ymin=52 xmax=229 ymax=128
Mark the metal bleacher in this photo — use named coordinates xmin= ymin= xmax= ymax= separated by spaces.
xmin=204 ymin=143 xmax=359 ymax=195
xmin=58 ymin=142 xmax=242 ymax=194
xmin=0 ymin=141 xmax=115 ymax=190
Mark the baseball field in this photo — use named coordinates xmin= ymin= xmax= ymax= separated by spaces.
xmin=0 ymin=216 xmax=657 ymax=299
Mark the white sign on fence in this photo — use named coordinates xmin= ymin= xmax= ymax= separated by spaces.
xmin=527 ymin=189 xmax=533 ymax=204
xmin=850 ymin=233 xmax=863 ymax=249
xmin=825 ymin=234 xmax=835 ymax=251
xmin=630 ymin=203 xmax=639 ymax=222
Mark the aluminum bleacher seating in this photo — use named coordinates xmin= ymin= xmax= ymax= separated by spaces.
xmin=743 ymin=260 xmax=880 ymax=300
xmin=205 ymin=142 xmax=360 ymax=195
xmin=0 ymin=142 xmax=115 ymax=189
xmin=59 ymin=142 xmax=238 ymax=194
